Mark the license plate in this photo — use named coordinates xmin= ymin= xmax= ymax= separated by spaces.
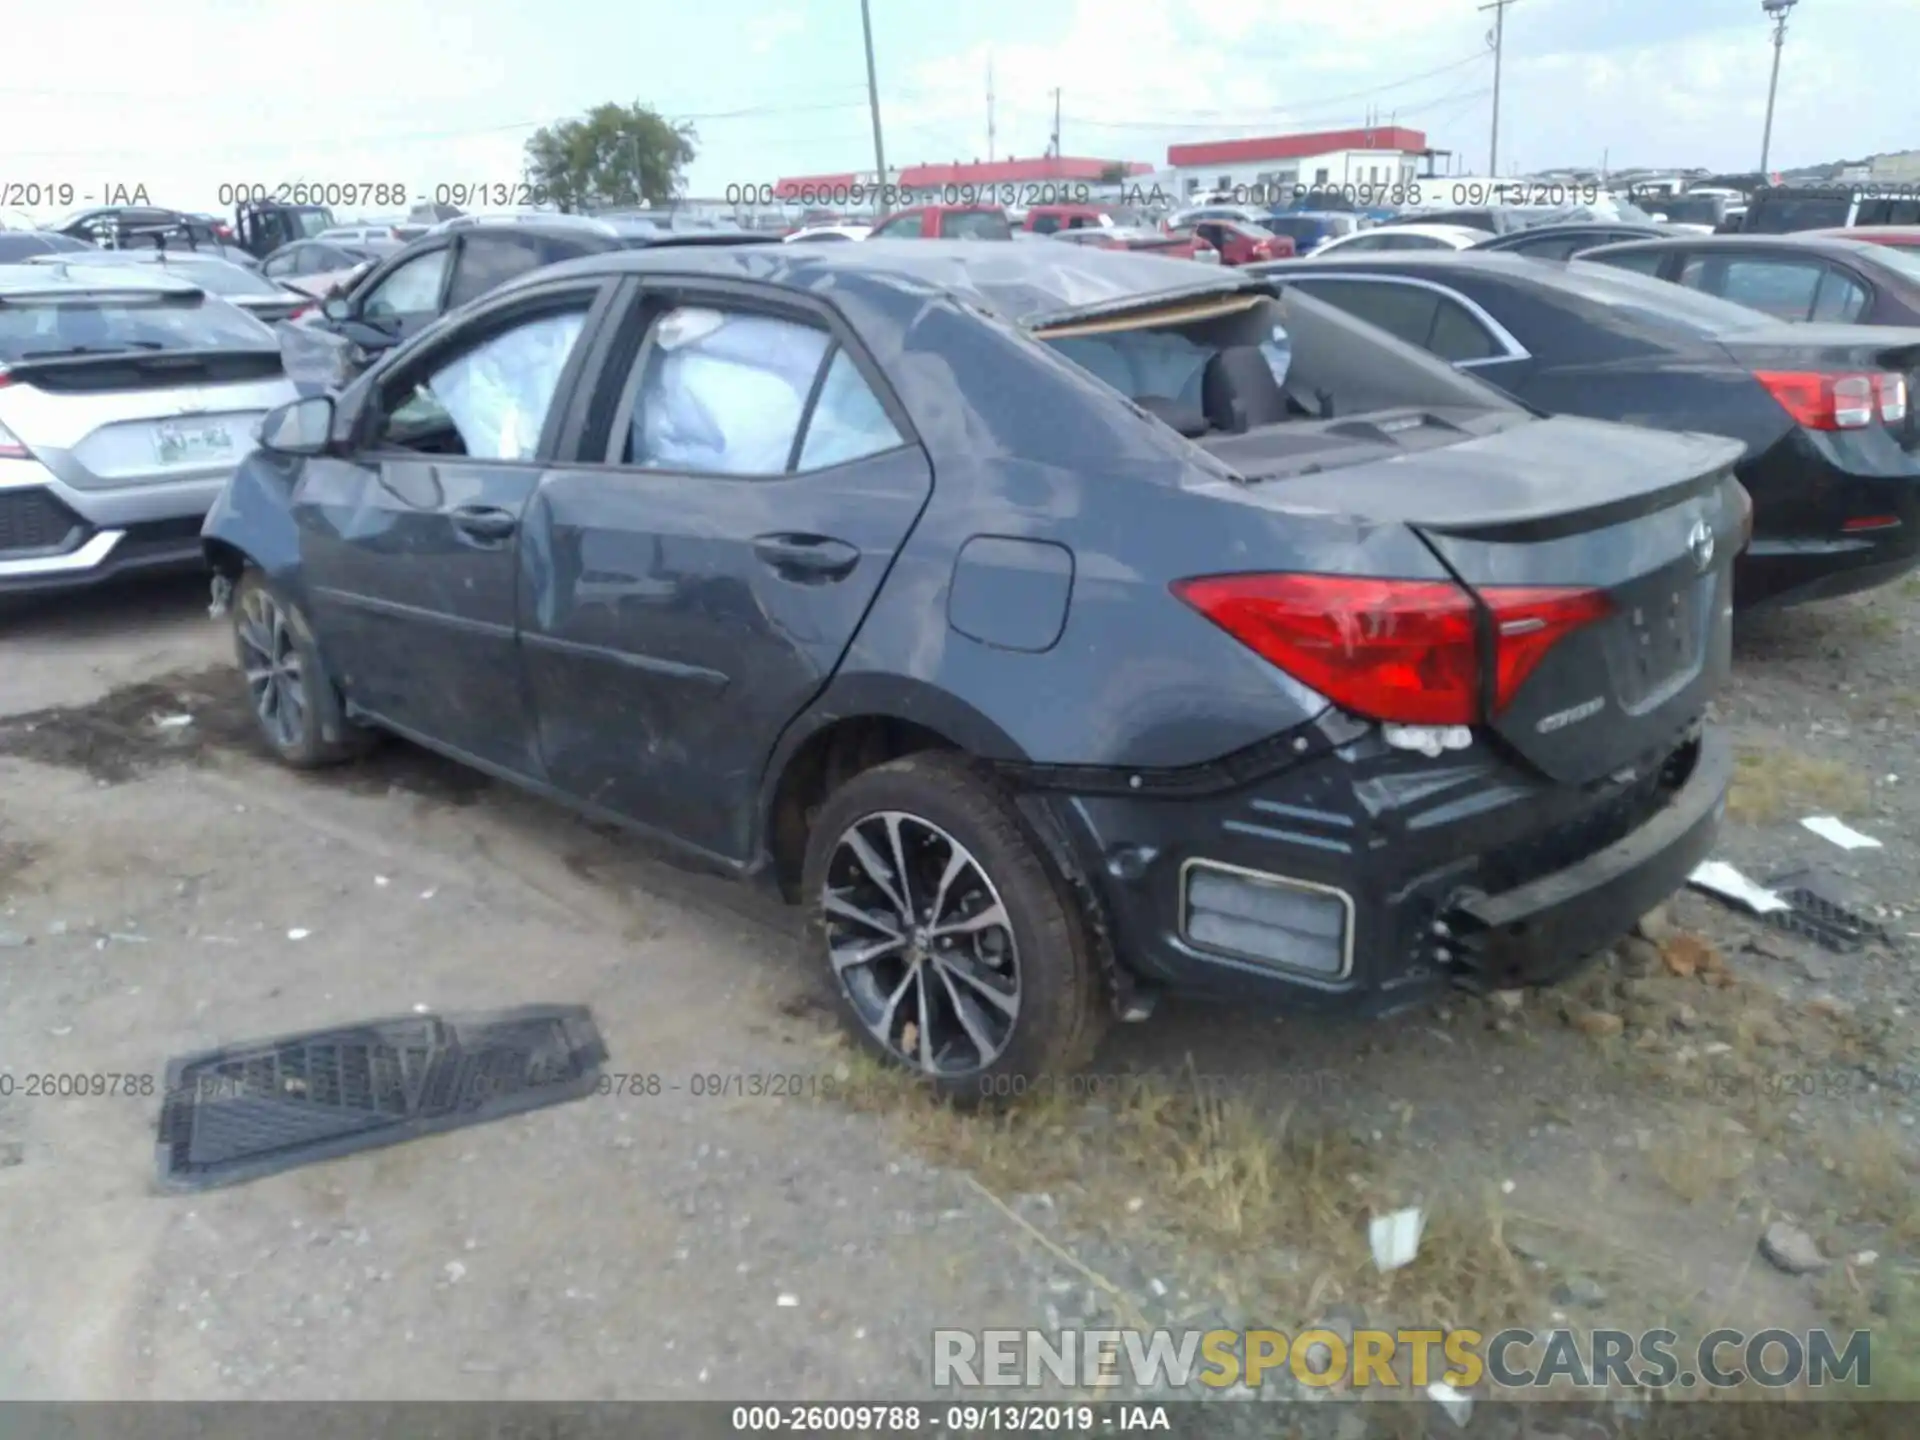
xmin=1628 ymin=588 xmax=1701 ymax=689
xmin=153 ymin=419 xmax=236 ymax=465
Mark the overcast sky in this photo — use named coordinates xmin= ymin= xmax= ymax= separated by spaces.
xmin=2 ymin=0 xmax=1912 ymax=222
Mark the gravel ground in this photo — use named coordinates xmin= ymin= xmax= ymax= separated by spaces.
xmin=1 ymin=573 xmax=1916 ymax=1434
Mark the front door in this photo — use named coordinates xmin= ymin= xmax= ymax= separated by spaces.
xmin=294 ymin=282 xmax=607 ymax=775
xmin=520 ymin=292 xmax=932 ymax=861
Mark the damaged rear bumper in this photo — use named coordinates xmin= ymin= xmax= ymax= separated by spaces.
xmin=1018 ymin=720 xmax=1730 ymax=1015
xmin=1443 ymin=729 xmax=1730 ymax=990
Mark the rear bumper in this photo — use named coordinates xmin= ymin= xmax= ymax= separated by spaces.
xmin=1444 ymin=730 xmax=1729 ymax=989
xmin=1738 ymin=436 xmax=1920 ymax=609
xmin=1022 ymin=720 xmax=1726 ymax=1015
xmin=0 ymin=481 xmax=209 ymax=596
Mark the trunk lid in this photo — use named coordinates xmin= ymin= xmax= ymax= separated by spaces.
xmin=1233 ymin=413 xmax=1747 ymax=787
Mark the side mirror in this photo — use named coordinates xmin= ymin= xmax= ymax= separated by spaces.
xmin=322 ymin=295 xmax=351 ymax=322
xmin=257 ymin=395 xmax=336 ymax=457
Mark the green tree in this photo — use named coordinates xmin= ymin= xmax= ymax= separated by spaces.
xmin=523 ymin=102 xmax=697 ymax=212
xmin=1098 ymin=163 xmax=1128 ymax=184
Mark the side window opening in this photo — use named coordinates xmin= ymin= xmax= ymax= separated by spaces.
xmin=624 ymin=307 xmax=830 ymax=474
xmin=374 ymin=304 xmax=589 ymax=460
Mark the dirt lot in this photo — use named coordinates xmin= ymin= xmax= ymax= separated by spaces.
xmin=2 ymin=573 xmax=1916 ymax=1429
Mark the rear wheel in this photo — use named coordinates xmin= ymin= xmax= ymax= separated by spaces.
xmin=231 ymin=569 xmax=372 ymax=768
xmin=800 ymin=753 xmax=1106 ymax=1105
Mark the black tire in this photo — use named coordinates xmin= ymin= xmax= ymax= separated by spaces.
xmin=230 ymin=569 xmax=374 ymax=769
xmin=800 ymin=752 xmax=1107 ymax=1106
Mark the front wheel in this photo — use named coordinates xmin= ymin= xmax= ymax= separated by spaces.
xmin=231 ymin=570 xmax=373 ymax=768
xmin=800 ymin=753 xmax=1106 ymax=1105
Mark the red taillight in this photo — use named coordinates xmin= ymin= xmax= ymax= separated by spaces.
xmin=1171 ymin=574 xmax=1610 ymax=725
xmin=1842 ymin=514 xmax=1901 ymax=532
xmin=1754 ymin=369 xmax=1907 ymax=430
xmin=1485 ymin=586 xmax=1615 ymax=714
xmin=286 ymin=304 xmax=315 ymax=321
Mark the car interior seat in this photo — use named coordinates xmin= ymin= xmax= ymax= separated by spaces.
xmin=1202 ymin=345 xmax=1291 ymax=433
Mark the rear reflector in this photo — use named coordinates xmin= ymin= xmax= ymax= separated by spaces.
xmin=1754 ymin=369 xmax=1907 ymax=430
xmin=1171 ymin=573 xmax=1612 ymax=725
xmin=1878 ymin=373 xmax=1909 ymax=425
xmin=1181 ymin=861 xmax=1351 ymax=977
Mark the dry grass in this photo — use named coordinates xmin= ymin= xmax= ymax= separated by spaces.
xmin=1648 ymin=1110 xmax=1758 ymax=1204
xmin=1728 ymin=745 xmax=1870 ymax=824
xmin=829 ymin=1045 xmax=1544 ymax=1332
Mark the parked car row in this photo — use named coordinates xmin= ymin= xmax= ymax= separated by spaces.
xmin=6 ymin=214 xmax=1917 ymax=1097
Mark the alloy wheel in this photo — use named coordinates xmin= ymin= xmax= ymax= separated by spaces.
xmin=237 ymin=586 xmax=307 ymax=751
xmin=821 ymin=811 xmax=1021 ymax=1077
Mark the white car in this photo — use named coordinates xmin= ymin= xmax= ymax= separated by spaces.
xmin=0 ymin=264 xmax=294 ymax=596
xmin=1167 ymin=204 xmax=1264 ymax=230
xmin=1306 ymin=223 xmax=1494 ymax=255
xmin=783 ymin=223 xmax=872 ymax=243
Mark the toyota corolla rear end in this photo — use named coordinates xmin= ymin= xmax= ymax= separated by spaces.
xmin=0 ymin=267 xmax=292 ymax=595
xmin=1003 ymin=278 xmax=1746 ymax=1013
xmin=1028 ymin=411 xmax=1745 ymax=1013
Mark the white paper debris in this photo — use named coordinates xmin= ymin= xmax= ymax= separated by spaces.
xmin=1800 ymin=816 xmax=1882 ymax=851
xmin=1369 ymin=1207 xmax=1424 ymax=1271
xmin=776 ymin=1293 xmax=799 ymax=1308
xmin=444 ymin=1261 xmax=466 ymax=1284
xmin=374 ymin=875 xmax=390 ymax=887
xmin=419 ymin=888 xmax=438 ymax=900
xmin=1428 ymin=1381 xmax=1473 ymax=1426
xmin=151 ymin=714 xmax=194 ymax=730
xmin=413 ymin=1003 xmax=430 ymax=1014
xmin=287 ymin=928 xmax=311 ymax=941
xmin=1688 ymin=860 xmax=1790 ymax=914
xmin=1500 ymin=1179 xmax=1516 ymax=1195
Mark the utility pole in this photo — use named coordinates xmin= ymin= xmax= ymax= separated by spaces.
xmin=1479 ymin=0 xmax=1516 ymax=176
xmin=1759 ymin=0 xmax=1798 ymax=176
xmin=1049 ymin=88 xmax=1061 ymax=160
xmin=860 ymin=0 xmax=888 ymax=198
xmin=987 ymin=54 xmax=996 ymax=162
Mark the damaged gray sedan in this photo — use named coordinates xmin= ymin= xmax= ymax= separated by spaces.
xmin=200 ymin=240 xmax=1743 ymax=1099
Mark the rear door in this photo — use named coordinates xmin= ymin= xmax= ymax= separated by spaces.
xmin=518 ymin=281 xmax=933 ymax=862
xmin=293 ymin=278 xmax=613 ymax=775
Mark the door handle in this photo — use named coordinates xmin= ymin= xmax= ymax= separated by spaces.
xmin=752 ymin=533 xmax=860 ymax=583
xmin=450 ymin=504 xmax=518 ymax=542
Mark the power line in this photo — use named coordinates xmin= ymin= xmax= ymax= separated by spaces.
xmin=1066 ymin=78 xmax=1495 ymax=135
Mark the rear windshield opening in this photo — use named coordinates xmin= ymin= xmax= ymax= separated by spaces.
xmin=1040 ymin=296 xmax=1295 ymax=437
xmin=0 ymin=296 xmax=275 ymax=362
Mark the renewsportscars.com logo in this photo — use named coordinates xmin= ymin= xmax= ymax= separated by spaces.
xmin=932 ymin=1327 xmax=1873 ymax=1392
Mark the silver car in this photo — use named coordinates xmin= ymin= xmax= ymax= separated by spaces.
xmin=0 ymin=265 xmax=295 ymax=595
xmin=27 ymin=248 xmax=313 ymax=323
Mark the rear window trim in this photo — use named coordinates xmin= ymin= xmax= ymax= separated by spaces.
xmin=1270 ymin=271 xmax=1531 ymax=367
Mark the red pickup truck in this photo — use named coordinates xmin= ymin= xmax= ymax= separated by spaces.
xmin=868 ymin=206 xmax=1013 ymax=239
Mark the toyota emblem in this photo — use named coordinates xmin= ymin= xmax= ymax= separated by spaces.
xmin=1687 ymin=520 xmax=1715 ymax=573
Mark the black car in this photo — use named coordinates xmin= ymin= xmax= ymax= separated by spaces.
xmin=1729 ymin=187 xmax=1920 ymax=235
xmin=1578 ymin=234 xmax=1920 ymax=327
xmin=279 ymin=218 xmax=767 ymax=390
xmin=1470 ymin=222 xmax=1677 ymax=261
xmin=203 ymin=241 xmax=1742 ymax=1095
xmin=1254 ymin=252 xmax=1920 ymax=610
xmin=0 ymin=230 xmax=95 ymax=262
xmin=51 ymin=206 xmax=254 ymax=266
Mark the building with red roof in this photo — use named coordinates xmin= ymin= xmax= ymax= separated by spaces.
xmin=1162 ymin=126 xmax=1430 ymax=206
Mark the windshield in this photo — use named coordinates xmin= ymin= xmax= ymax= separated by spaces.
xmin=293 ymin=208 xmax=335 ymax=239
xmin=143 ymin=258 xmax=282 ymax=297
xmin=0 ymin=294 xmax=275 ymax=362
xmin=1562 ymin=260 xmax=1776 ymax=334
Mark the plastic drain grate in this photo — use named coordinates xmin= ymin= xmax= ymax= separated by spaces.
xmin=1761 ymin=869 xmax=1892 ymax=955
xmin=156 ymin=1005 xmax=608 ymax=1191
